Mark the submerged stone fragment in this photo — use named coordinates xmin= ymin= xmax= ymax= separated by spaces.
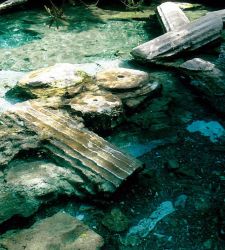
xmin=0 ymin=100 xmax=143 ymax=225
xmin=68 ymin=92 xmax=124 ymax=130
xmin=131 ymin=14 xmax=223 ymax=62
xmin=96 ymin=68 xmax=161 ymax=108
xmin=0 ymin=159 xmax=85 ymax=224
xmin=156 ymin=2 xmax=190 ymax=32
xmin=180 ymin=58 xmax=225 ymax=113
xmin=0 ymin=212 xmax=104 ymax=250
xmin=96 ymin=68 xmax=150 ymax=90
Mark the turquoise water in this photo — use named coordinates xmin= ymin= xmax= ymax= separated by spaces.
xmin=0 ymin=5 xmax=155 ymax=71
xmin=0 ymin=2 xmax=225 ymax=250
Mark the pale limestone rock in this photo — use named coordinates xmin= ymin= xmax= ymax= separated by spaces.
xmin=0 ymin=159 xmax=85 ymax=224
xmin=16 ymin=63 xmax=93 ymax=98
xmin=0 ymin=212 xmax=104 ymax=250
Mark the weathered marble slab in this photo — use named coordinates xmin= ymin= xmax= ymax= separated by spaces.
xmin=131 ymin=14 xmax=223 ymax=62
xmin=156 ymin=2 xmax=190 ymax=32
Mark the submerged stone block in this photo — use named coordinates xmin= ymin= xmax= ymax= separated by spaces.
xmin=96 ymin=68 xmax=161 ymax=108
xmin=68 ymin=92 xmax=124 ymax=130
xmin=180 ymin=58 xmax=225 ymax=113
xmin=0 ymin=212 xmax=104 ymax=250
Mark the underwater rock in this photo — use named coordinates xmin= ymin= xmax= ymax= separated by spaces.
xmin=0 ymin=100 xmax=143 ymax=197
xmin=156 ymin=2 xmax=190 ymax=32
xmin=128 ymin=97 xmax=171 ymax=132
xmin=0 ymin=183 xmax=40 ymax=225
xmin=102 ymin=208 xmax=129 ymax=232
xmin=165 ymin=159 xmax=180 ymax=170
xmin=131 ymin=14 xmax=223 ymax=62
xmin=180 ymin=58 xmax=225 ymax=113
xmin=0 ymin=212 xmax=104 ymax=250
xmin=0 ymin=0 xmax=28 ymax=13
xmin=13 ymin=63 xmax=93 ymax=98
xmin=0 ymin=159 xmax=87 ymax=224
xmin=96 ymin=68 xmax=161 ymax=108
xmin=67 ymin=92 xmax=124 ymax=131
xmin=0 ymin=114 xmax=40 ymax=166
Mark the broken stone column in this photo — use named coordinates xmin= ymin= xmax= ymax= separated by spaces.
xmin=0 ymin=99 xmax=143 ymax=223
xmin=0 ymin=100 xmax=143 ymax=195
xmin=131 ymin=14 xmax=223 ymax=62
xmin=207 ymin=9 xmax=225 ymax=24
xmin=155 ymin=3 xmax=225 ymax=113
xmin=156 ymin=2 xmax=190 ymax=32
xmin=8 ymin=64 xmax=161 ymax=130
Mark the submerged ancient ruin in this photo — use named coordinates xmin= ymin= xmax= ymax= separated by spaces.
xmin=0 ymin=0 xmax=225 ymax=249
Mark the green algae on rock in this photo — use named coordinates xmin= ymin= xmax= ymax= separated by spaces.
xmin=102 ymin=208 xmax=129 ymax=232
xmin=12 ymin=63 xmax=93 ymax=99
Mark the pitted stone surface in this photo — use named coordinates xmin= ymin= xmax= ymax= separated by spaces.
xmin=96 ymin=68 xmax=150 ymax=90
xmin=69 ymin=92 xmax=122 ymax=115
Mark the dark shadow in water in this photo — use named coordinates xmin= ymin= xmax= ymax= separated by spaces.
xmin=141 ymin=14 xmax=163 ymax=40
xmin=63 ymin=5 xmax=106 ymax=32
